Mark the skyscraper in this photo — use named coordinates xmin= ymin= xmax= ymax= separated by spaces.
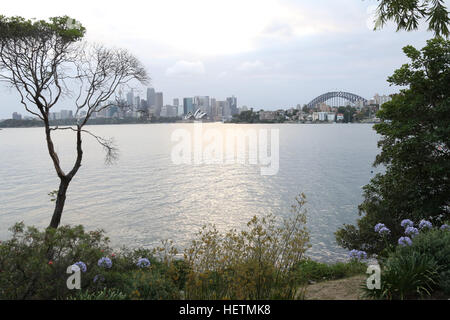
xmin=126 ymin=89 xmax=134 ymax=108
xmin=193 ymin=96 xmax=210 ymax=115
xmin=155 ymin=92 xmax=163 ymax=116
xmin=147 ymin=88 xmax=156 ymax=108
xmin=227 ymin=96 xmax=238 ymax=115
xmin=183 ymin=98 xmax=194 ymax=115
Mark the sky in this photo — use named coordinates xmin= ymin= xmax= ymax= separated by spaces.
xmin=0 ymin=0 xmax=442 ymax=118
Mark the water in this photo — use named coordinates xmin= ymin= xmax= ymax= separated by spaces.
xmin=0 ymin=123 xmax=381 ymax=262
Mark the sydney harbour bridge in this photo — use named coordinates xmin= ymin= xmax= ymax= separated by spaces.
xmin=306 ymin=91 xmax=367 ymax=108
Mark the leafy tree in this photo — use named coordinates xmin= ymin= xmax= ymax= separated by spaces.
xmin=0 ymin=16 xmax=148 ymax=229
xmin=336 ymin=38 xmax=450 ymax=254
xmin=373 ymin=0 xmax=449 ymax=37
xmin=231 ymin=110 xmax=259 ymax=123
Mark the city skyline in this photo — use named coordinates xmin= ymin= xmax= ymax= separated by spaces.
xmin=0 ymin=0 xmax=436 ymax=118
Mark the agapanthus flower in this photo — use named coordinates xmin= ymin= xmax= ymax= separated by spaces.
xmin=405 ymin=226 xmax=419 ymax=238
xmin=440 ymin=224 xmax=449 ymax=231
xmin=98 ymin=257 xmax=112 ymax=269
xmin=378 ymin=226 xmax=391 ymax=236
xmin=93 ymin=274 xmax=105 ymax=283
xmin=136 ymin=257 xmax=151 ymax=268
xmin=401 ymin=219 xmax=414 ymax=228
xmin=348 ymin=249 xmax=367 ymax=260
xmin=74 ymin=261 xmax=87 ymax=273
xmin=374 ymin=223 xmax=386 ymax=233
xmin=418 ymin=220 xmax=432 ymax=230
xmin=398 ymin=236 xmax=412 ymax=246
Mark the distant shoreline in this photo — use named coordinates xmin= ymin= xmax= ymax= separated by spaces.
xmin=0 ymin=119 xmax=379 ymax=128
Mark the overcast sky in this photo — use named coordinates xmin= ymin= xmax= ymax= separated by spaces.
xmin=0 ymin=0 xmax=442 ymax=118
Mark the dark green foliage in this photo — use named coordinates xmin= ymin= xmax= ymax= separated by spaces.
xmin=336 ymin=38 xmax=450 ymax=254
xmin=363 ymin=228 xmax=450 ymax=299
xmin=68 ymin=288 xmax=127 ymax=300
xmin=230 ymin=110 xmax=260 ymax=123
xmin=294 ymin=259 xmax=367 ymax=284
xmin=0 ymin=223 xmax=183 ymax=300
xmin=0 ymin=222 xmax=110 ymax=299
xmin=364 ymin=251 xmax=438 ymax=300
xmin=374 ymin=0 xmax=449 ymax=37
xmin=0 ymin=15 xmax=85 ymax=42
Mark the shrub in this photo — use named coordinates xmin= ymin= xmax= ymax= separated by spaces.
xmin=295 ymin=259 xmax=367 ymax=284
xmin=184 ymin=194 xmax=311 ymax=300
xmin=363 ymin=228 xmax=450 ymax=299
xmin=0 ymin=222 xmax=110 ymax=299
xmin=363 ymin=251 xmax=438 ymax=300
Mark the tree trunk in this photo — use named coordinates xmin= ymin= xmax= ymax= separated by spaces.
xmin=49 ymin=177 xmax=71 ymax=229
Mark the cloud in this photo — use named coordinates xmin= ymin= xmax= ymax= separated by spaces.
xmin=166 ymin=60 xmax=205 ymax=77
xmin=263 ymin=21 xmax=294 ymax=37
xmin=237 ymin=60 xmax=267 ymax=73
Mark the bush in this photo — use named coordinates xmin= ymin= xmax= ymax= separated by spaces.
xmin=0 ymin=223 xmax=184 ymax=300
xmin=184 ymin=194 xmax=311 ymax=300
xmin=363 ymin=228 xmax=450 ymax=299
xmin=295 ymin=259 xmax=367 ymax=284
xmin=0 ymin=222 xmax=110 ymax=299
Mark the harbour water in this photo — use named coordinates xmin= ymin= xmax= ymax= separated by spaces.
xmin=0 ymin=123 xmax=381 ymax=262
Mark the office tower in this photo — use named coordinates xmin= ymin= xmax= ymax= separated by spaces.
xmin=12 ymin=112 xmax=22 ymax=120
xmin=183 ymin=98 xmax=194 ymax=115
xmin=227 ymin=96 xmax=238 ymax=115
xmin=135 ymin=96 xmax=141 ymax=109
xmin=193 ymin=96 xmax=210 ymax=115
xmin=173 ymin=98 xmax=179 ymax=107
xmin=155 ymin=92 xmax=163 ymax=116
xmin=210 ymin=98 xmax=217 ymax=117
xmin=147 ymin=88 xmax=156 ymax=108
xmin=126 ymin=89 xmax=134 ymax=108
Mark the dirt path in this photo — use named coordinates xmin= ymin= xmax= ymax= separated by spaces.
xmin=304 ymin=275 xmax=367 ymax=300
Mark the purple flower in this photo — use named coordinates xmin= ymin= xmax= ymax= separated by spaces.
xmin=98 ymin=257 xmax=112 ymax=269
xmin=374 ymin=223 xmax=386 ymax=233
xmin=440 ymin=224 xmax=449 ymax=231
xmin=348 ymin=249 xmax=367 ymax=260
xmin=418 ymin=220 xmax=432 ymax=230
xmin=74 ymin=261 xmax=87 ymax=273
xmin=405 ymin=226 xmax=419 ymax=238
xmin=378 ymin=226 xmax=391 ymax=236
xmin=401 ymin=219 xmax=414 ymax=228
xmin=136 ymin=257 xmax=151 ymax=268
xmin=93 ymin=274 xmax=105 ymax=283
xmin=398 ymin=236 xmax=412 ymax=246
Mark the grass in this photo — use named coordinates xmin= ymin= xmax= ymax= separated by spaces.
xmin=295 ymin=259 xmax=367 ymax=284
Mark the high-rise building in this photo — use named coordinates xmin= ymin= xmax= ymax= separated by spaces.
xmin=160 ymin=105 xmax=177 ymax=118
xmin=147 ymin=88 xmax=156 ymax=108
xmin=126 ymin=89 xmax=134 ymax=108
xmin=193 ymin=96 xmax=210 ymax=115
xmin=210 ymin=98 xmax=217 ymax=118
xmin=135 ymin=96 xmax=141 ymax=109
xmin=155 ymin=92 xmax=163 ymax=116
xmin=173 ymin=98 xmax=179 ymax=107
xmin=374 ymin=93 xmax=391 ymax=106
xmin=12 ymin=112 xmax=22 ymax=120
xmin=227 ymin=96 xmax=238 ymax=115
xmin=216 ymin=100 xmax=231 ymax=118
xmin=183 ymin=97 xmax=194 ymax=115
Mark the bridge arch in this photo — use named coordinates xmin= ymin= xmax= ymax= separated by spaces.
xmin=306 ymin=91 xmax=367 ymax=108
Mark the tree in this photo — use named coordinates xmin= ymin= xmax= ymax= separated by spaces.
xmin=373 ymin=0 xmax=449 ymax=37
xmin=335 ymin=38 xmax=450 ymax=254
xmin=0 ymin=16 xmax=149 ymax=229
